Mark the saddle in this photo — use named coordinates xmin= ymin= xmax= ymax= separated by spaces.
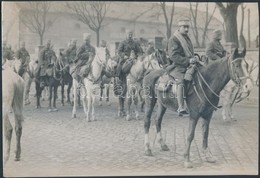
xmin=70 ymin=64 xmax=91 ymax=83
xmin=122 ymin=58 xmax=134 ymax=74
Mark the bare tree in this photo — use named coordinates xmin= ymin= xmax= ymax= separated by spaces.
xmin=65 ymin=1 xmax=110 ymax=47
xmin=158 ymin=2 xmax=175 ymax=40
xmin=216 ymin=2 xmax=241 ymax=47
xmin=189 ymin=3 xmax=216 ymax=47
xmin=239 ymin=4 xmax=246 ymax=48
xmin=17 ymin=2 xmax=52 ymax=45
xmin=201 ymin=3 xmax=217 ymax=47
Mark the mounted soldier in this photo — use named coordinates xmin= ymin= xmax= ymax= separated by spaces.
xmin=72 ymin=33 xmax=96 ymax=82
xmin=146 ymin=39 xmax=156 ymax=56
xmin=15 ymin=41 xmax=30 ymax=77
xmin=115 ymin=30 xmax=143 ymax=82
xmin=65 ymin=39 xmax=77 ymax=65
xmin=205 ymin=29 xmax=226 ymax=63
xmin=35 ymin=40 xmax=57 ymax=86
xmin=165 ymin=18 xmax=199 ymax=115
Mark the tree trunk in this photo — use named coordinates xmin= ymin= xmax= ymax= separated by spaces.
xmin=166 ymin=26 xmax=171 ymax=40
xmin=223 ymin=8 xmax=239 ymax=47
xmin=96 ymin=29 xmax=100 ymax=47
xmin=40 ymin=34 xmax=43 ymax=45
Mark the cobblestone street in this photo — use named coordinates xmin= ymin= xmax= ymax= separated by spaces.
xmin=3 ymin=86 xmax=259 ymax=177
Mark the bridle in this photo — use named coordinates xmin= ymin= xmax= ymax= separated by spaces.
xmin=194 ymin=55 xmax=251 ymax=110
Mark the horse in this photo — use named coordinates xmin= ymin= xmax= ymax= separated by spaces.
xmin=116 ymin=49 xmax=169 ymax=118
xmin=3 ymin=58 xmax=25 ymax=164
xmin=56 ymin=51 xmax=73 ymax=106
xmin=35 ymin=53 xmax=62 ymax=112
xmin=125 ymin=51 xmax=163 ymax=121
xmin=72 ymin=47 xmax=107 ymax=121
xmin=142 ymin=48 xmax=253 ymax=168
xmin=99 ymin=56 xmax=118 ymax=106
xmin=220 ymin=57 xmax=258 ymax=121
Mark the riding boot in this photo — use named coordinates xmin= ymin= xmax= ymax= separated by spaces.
xmin=177 ymin=84 xmax=188 ymax=115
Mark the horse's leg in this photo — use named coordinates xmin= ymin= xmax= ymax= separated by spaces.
xmin=52 ymin=84 xmax=58 ymax=111
xmin=81 ymin=81 xmax=90 ymax=122
xmin=126 ymin=87 xmax=133 ymax=121
xmin=99 ymin=85 xmax=103 ymax=106
xmin=61 ymin=82 xmax=65 ymax=106
xmin=72 ymin=79 xmax=77 ymax=118
xmin=139 ymin=88 xmax=145 ymax=112
xmin=184 ymin=115 xmax=199 ymax=168
xmin=24 ymin=73 xmax=32 ymax=105
xmin=105 ymin=84 xmax=111 ymax=106
xmin=35 ymin=81 xmax=42 ymax=109
xmin=91 ymin=91 xmax=96 ymax=121
xmin=118 ymin=96 xmax=126 ymax=117
xmin=3 ymin=112 xmax=13 ymax=163
xmin=201 ymin=114 xmax=216 ymax=163
xmin=133 ymin=87 xmax=140 ymax=120
xmin=144 ymin=97 xmax=157 ymax=156
xmin=14 ymin=115 xmax=23 ymax=161
xmin=48 ymin=84 xmax=53 ymax=112
xmin=67 ymin=78 xmax=72 ymax=104
xmin=155 ymin=103 xmax=169 ymax=151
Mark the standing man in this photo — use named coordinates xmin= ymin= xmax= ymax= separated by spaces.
xmin=15 ymin=41 xmax=30 ymax=77
xmin=167 ymin=18 xmax=198 ymax=115
xmin=205 ymin=29 xmax=226 ymax=63
xmin=73 ymin=33 xmax=96 ymax=80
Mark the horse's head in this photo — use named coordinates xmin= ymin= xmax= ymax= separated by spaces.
xmin=106 ymin=56 xmax=118 ymax=75
xmin=229 ymin=48 xmax=253 ymax=94
xmin=143 ymin=53 xmax=161 ymax=71
xmin=154 ymin=49 xmax=168 ymax=67
xmin=3 ymin=57 xmax=22 ymax=73
xmin=94 ymin=47 xmax=107 ymax=68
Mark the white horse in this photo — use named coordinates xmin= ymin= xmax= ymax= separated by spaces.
xmin=126 ymin=52 xmax=162 ymax=121
xmin=72 ymin=47 xmax=107 ymax=121
xmin=3 ymin=58 xmax=25 ymax=164
xmin=220 ymin=57 xmax=257 ymax=121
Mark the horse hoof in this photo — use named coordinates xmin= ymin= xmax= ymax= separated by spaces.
xmin=25 ymin=101 xmax=31 ymax=105
xmin=161 ymin=144 xmax=170 ymax=151
xmin=35 ymin=105 xmax=41 ymax=109
xmin=205 ymin=156 xmax=216 ymax=163
xmin=14 ymin=157 xmax=20 ymax=161
xmin=61 ymin=103 xmax=64 ymax=106
xmin=48 ymin=109 xmax=52 ymax=112
xmin=106 ymin=101 xmax=111 ymax=106
xmin=52 ymin=108 xmax=58 ymax=112
xmin=184 ymin=161 xmax=193 ymax=168
xmin=98 ymin=102 xmax=102 ymax=106
xmin=87 ymin=119 xmax=91 ymax=122
xmin=126 ymin=115 xmax=131 ymax=121
xmin=72 ymin=114 xmax=76 ymax=118
xmin=145 ymin=149 xmax=153 ymax=156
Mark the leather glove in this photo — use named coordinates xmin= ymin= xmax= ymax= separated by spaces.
xmin=124 ymin=55 xmax=128 ymax=60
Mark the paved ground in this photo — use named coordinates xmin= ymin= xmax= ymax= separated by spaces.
xmin=3 ymin=85 xmax=259 ymax=177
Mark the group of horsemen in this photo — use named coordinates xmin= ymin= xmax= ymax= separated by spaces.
xmin=2 ymin=18 xmax=227 ymax=115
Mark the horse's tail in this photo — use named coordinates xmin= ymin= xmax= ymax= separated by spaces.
xmin=12 ymin=77 xmax=25 ymax=122
xmin=143 ymin=69 xmax=165 ymax=99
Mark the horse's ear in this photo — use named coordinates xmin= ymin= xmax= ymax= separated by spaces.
xmin=240 ymin=48 xmax=246 ymax=57
xmin=232 ymin=48 xmax=239 ymax=59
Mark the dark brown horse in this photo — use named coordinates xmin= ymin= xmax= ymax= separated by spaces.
xmin=143 ymin=48 xmax=252 ymax=168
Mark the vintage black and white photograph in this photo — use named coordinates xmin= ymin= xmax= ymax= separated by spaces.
xmin=2 ymin=1 xmax=259 ymax=177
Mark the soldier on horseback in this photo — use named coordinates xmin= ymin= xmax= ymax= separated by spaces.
xmin=206 ymin=29 xmax=226 ymax=63
xmin=35 ymin=40 xmax=57 ymax=86
xmin=166 ymin=18 xmax=198 ymax=115
xmin=115 ymin=30 xmax=143 ymax=83
xmin=15 ymin=41 xmax=30 ymax=77
xmin=72 ymin=33 xmax=96 ymax=82
xmin=65 ymin=39 xmax=77 ymax=65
